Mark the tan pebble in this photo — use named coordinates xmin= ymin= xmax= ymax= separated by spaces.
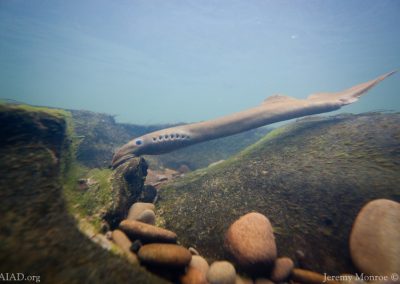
xmin=119 ymin=219 xmax=177 ymax=243
xmin=127 ymin=202 xmax=155 ymax=220
xmin=207 ymin=261 xmax=236 ymax=284
xmin=270 ymin=257 xmax=294 ymax=282
xmin=292 ymin=268 xmax=340 ymax=284
xmin=224 ymin=212 xmax=277 ymax=274
xmin=190 ymin=255 xmax=209 ymax=275
xmin=236 ymin=275 xmax=254 ymax=284
xmin=111 ymin=230 xmax=138 ymax=264
xmin=181 ymin=267 xmax=208 ymax=284
xmin=136 ymin=209 xmax=156 ymax=225
xmin=350 ymin=199 xmax=400 ymax=277
xmin=138 ymin=243 xmax=192 ymax=268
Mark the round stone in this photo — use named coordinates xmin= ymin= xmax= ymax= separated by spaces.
xmin=111 ymin=230 xmax=138 ymax=264
xmin=180 ymin=267 xmax=208 ymax=284
xmin=270 ymin=257 xmax=294 ymax=282
xmin=138 ymin=243 xmax=192 ymax=268
xmin=349 ymin=199 xmax=400 ymax=277
xmin=127 ymin=202 xmax=155 ymax=220
xmin=119 ymin=220 xmax=177 ymax=243
xmin=136 ymin=209 xmax=156 ymax=225
xmin=206 ymin=261 xmax=236 ymax=284
xmin=224 ymin=212 xmax=277 ymax=274
xmin=190 ymin=255 xmax=209 ymax=275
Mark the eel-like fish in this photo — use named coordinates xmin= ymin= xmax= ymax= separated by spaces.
xmin=112 ymin=71 xmax=396 ymax=168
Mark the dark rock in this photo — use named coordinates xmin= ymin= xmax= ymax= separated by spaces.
xmin=224 ymin=212 xmax=277 ymax=275
xmin=140 ymin=184 xmax=158 ymax=203
xmin=138 ymin=243 xmax=192 ymax=268
xmin=349 ymin=199 xmax=400 ymax=277
xmin=104 ymin=158 xmax=148 ymax=229
xmin=119 ymin=219 xmax=177 ymax=243
xmin=178 ymin=164 xmax=191 ymax=174
xmin=77 ymin=178 xmax=89 ymax=190
xmin=130 ymin=240 xmax=143 ymax=253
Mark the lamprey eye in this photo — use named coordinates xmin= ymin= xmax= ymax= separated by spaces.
xmin=135 ymin=139 xmax=143 ymax=146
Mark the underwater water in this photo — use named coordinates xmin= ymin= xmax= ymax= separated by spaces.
xmin=0 ymin=1 xmax=400 ymax=284
xmin=1 ymin=0 xmax=399 ymax=124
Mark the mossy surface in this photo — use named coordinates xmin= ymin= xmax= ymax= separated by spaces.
xmin=157 ymin=112 xmax=400 ymax=275
xmin=63 ymin=165 xmax=115 ymax=231
xmin=0 ymin=104 xmax=167 ymax=283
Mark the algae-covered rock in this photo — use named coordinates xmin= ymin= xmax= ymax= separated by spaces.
xmin=105 ymin=157 xmax=148 ymax=228
xmin=0 ymin=104 xmax=166 ymax=284
xmin=157 ymin=113 xmax=400 ymax=274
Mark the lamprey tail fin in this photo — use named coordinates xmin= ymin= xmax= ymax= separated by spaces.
xmin=308 ymin=71 xmax=397 ymax=105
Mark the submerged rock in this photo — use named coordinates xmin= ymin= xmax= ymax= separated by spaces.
xmin=136 ymin=209 xmax=156 ymax=225
xmin=157 ymin=113 xmax=400 ymax=273
xmin=189 ymin=255 xmax=210 ymax=275
xmin=140 ymin=184 xmax=158 ymax=203
xmin=224 ymin=212 xmax=277 ymax=274
xmin=270 ymin=257 xmax=294 ymax=282
xmin=206 ymin=261 xmax=236 ymax=284
xmin=291 ymin=268 xmax=340 ymax=284
xmin=138 ymin=243 xmax=192 ymax=268
xmin=104 ymin=157 xmax=148 ymax=228
xmin=180 ymin=266 xmax=208 ymax=284
xmin=349 ymin=199 xmax=400 ymax=276
xmin=119 ymin=219 xmax=177 ymax=243
xmin=112 ymin=229 xmax=139 ymax=264
xmin=236 ymin=275 xmax=254 ymax=284
xmin=127 ymin=202 xmax=155 ymax=220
